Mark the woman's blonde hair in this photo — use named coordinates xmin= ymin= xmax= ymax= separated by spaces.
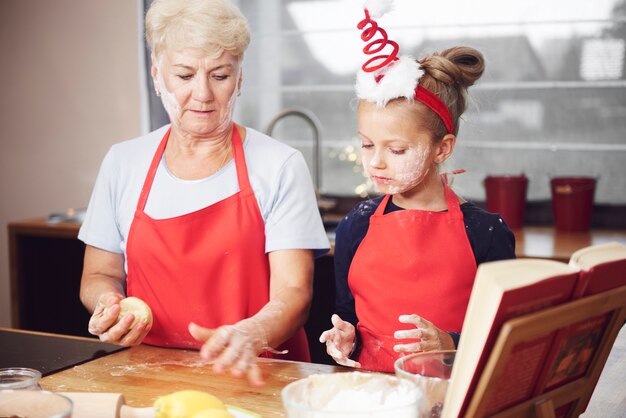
xmin=145 ymin=0 xmax=250 ymax=60
xmin=417 ymin=46 xmax=485 ymax=138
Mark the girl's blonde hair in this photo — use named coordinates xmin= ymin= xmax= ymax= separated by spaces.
xmin=417 ymin=46 xmax=485 ymax=138
xmin=145 ymin=0 xmax=250 ymax=60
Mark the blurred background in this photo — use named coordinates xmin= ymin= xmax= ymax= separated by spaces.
xmin=1 ymin=0 xmax=625 ymax=328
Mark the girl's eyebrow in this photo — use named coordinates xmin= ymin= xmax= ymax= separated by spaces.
xmin=357 ymin=131 xmax=371 ymax=141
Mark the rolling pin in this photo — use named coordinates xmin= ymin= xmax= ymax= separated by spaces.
xmin=60 ymin=392 xmax=154 ymax=418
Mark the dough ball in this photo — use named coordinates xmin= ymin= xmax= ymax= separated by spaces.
xmin=154 ymin=390 xmax=226 ymax=418
xmin=118 ymin=296 xmax=153 ymax=328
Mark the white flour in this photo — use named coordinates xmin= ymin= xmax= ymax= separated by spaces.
xmin=283 ymin=372 xmax=419 ymax=418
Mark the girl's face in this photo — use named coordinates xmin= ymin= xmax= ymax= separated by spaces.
xmin=357 ymin=101 xmax=440 ymax=196
xmin=152 ymin=48 xmax=242 ymax=139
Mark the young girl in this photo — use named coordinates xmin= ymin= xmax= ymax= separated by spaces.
xmin=320 ymin=2 xmax=516 ymax=373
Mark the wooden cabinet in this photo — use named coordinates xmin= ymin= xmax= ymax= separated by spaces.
xmin=8 ymin=219 xmax=91 ymax=338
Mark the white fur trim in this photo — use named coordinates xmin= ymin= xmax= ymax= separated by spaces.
xmin=364 ymin=0 xmax=394 ymax=19
xmin=355 ymin=56 xmax=423 ymax=107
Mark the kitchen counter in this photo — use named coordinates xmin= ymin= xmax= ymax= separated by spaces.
xmin=9 ymin=218 xmax=626 ymax=261
xmin=513 ymin=226 xmax=626 ymax=262
xmin=35 ymin=327 xmax=626 ymax=417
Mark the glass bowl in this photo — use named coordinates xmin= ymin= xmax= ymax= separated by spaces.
xmin=281 ymin=371 xmax=419 ymax=418
xmin=0 ymin=367 xmax=42 ymax=390
xmin=0 ymin=390 xmax=73 ymax=418
xmin=394 ymin=350 xmax=456 ymax=418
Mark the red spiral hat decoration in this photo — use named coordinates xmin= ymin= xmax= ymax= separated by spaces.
xmin=357 ymin=9 xmax=399 ymax=73
xmin=355 ymin=3 xmax=454 ymax=133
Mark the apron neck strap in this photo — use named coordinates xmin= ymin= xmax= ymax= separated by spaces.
xmin=374 ymin=194 xmax=391 ymax=216
xmin=441 ymin=174 xmax=463 ymax=215
xmin=136 ymin=128 xmax=171 ymax=212
xmin=231 ymin=123 xmax=252 ymax=192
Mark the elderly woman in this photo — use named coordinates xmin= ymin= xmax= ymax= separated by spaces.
xmin=78 ymin=0 xmax=329 ymax=385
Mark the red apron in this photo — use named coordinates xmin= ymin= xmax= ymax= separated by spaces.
xmin=348 ymin=177 xmax=476 ymax=372
xmin=125 ymin=124 xmax=310 ymax=361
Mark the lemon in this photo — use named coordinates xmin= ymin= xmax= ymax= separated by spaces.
xmin=191 ymin=409 xmax=235 ymax=418
xmin=154 ymin=390 xmax=226 ymax=418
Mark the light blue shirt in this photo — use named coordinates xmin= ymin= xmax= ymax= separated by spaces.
xmin=79 ymin=125 xmax=330 ymax=272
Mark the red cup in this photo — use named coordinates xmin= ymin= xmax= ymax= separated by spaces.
xmin=484 ymin=175 xmax=528 ymax=229
xmin=551 ymin=177 xmax=596 ymax=232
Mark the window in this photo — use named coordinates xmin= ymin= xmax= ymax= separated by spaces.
xmin=236 ymin=0 xmax=626 ymax=205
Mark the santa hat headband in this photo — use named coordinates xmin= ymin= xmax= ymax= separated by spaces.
xmin=356 ymin=0 xmax=454 ymax=134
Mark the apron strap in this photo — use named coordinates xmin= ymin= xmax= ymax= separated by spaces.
xmin=231 ymin=123 xmax=252 ymax=193
xmin=442 ymin=175 xmax=463 ymax=217
xmin=135 ymin=124 xmax=250 ymax=213
xmin=135 ymin=128 xmax=171 ymax=213
xmin=373 ymin=194 xmax=392 ymax=216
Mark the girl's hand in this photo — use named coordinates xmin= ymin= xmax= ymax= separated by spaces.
xmin=319 ymin=314 xmax=361 ymax=368
xmin=393 ymin=314 xmax=455 ymax=353
xmin=88 ymin=292 xmax=149 ymax=346
xmin=189 ymin=320 xmax=265 ymax=386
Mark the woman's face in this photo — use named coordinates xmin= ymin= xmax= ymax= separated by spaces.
xmin=357 ymin=100 xmax=439 ymax=195
xmin=152 ymin=48 xmax=241 ymax=138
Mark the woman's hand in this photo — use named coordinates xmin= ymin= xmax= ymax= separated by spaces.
xmin=319 ymin=314 xmax=361 ymax=368
xmin=189 ymin=320 xmax=266 ymax=386
xmin=88 ymin=292 xmax=150 ymax=346
xmin=393 ymin=314 xmax=455 ymax=353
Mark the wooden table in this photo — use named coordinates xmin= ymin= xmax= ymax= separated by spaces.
xmin=38 ymin=328 xmax=626 ymax=417
xmin=513 ymin=227 xmax=626 ymax=262
xmin=40 ymin=344 xmax=343 ymax=417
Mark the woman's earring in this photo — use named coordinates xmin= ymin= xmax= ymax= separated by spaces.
xmin=237 ymin=90 xmax=241 ymax=97
xmin=155 ymin=89 xmax=161 ymax=97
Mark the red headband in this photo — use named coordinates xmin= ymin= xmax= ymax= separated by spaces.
xmin=414 ymin=86 xmax=454 ymax=134
xmin=358 ymin=8 xmax=454 ymax=134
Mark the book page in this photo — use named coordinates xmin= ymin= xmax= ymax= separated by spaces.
xmin=570 ymin=242 xmax=626 ymax=271
xmin=570 ymin=242 xmax=626 ymax=297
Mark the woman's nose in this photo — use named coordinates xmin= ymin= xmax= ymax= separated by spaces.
xmin=193 ymin=77 xmax=213 ymax=102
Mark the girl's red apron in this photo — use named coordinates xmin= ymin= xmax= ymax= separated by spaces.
xmin=125 ymin=124 xmax=310 ymax=361
xmin=348 ymin=178 xmax=476 ymax=372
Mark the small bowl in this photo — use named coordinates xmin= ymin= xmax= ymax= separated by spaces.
xmin=394 ymin=350 xmax=456 ymax=418
xmin=0 ymin=390 xmax=73 ymax=418
xmin=0 ymin=367 xmax=42 ymax=390
xmin=281 ymin=371 xmax=419 ymax=417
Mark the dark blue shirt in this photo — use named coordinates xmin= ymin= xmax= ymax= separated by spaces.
xmin=334 ymin=195 xmax=516 ymax=346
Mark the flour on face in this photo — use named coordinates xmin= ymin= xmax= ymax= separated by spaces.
xmin=386 ymin=143 xmax=432 ymax=195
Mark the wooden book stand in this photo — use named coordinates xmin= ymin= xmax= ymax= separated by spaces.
xmin=465 ymin=285 xmax=626 ymax=418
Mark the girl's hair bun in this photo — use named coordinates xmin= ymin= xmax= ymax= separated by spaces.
xmin=420 ymin=46 xmax=485 ymax=89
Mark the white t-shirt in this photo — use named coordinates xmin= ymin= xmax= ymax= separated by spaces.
xmin=78 ymin=125 xmax=330 ymax=270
